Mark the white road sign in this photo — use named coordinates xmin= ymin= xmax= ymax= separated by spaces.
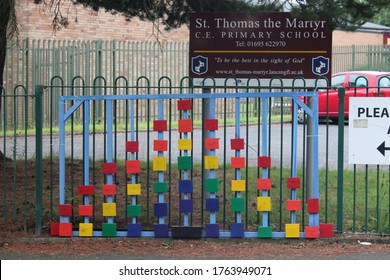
xmin=349 ymin=97 xmax=390 ymax=165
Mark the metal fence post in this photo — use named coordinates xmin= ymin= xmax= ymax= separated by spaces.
xmin=35 ymin=85 xmax=44 ymax=235
xmin=337 ymin=88 xmax=345 ymax=234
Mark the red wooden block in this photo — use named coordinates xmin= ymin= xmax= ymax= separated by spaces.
xmin=50 ymin=222 xmax=59 ymax=236
xmin=231 ymin=157 xmax=245 ymax=169
xmin=230 ymin=138 xmax=244 ymax=150
xmin=319 ymin=223 xmax=333 ymax=238
xmin=126 ymin=141 xmax=139 ymax=153
xmin=59 ymin=223 xmax=73 ymax=237
xmin=77 ymin=185 xmax=95 ymax=196
xmin=102 ymin=184 xmax=117 ymax=195
xmin=204 ymin=119 xmax=218 ymax=131
xmin=126 ymin=160 xmax=141 ymax=174
xmin=154 ymin=140 xmax=168 ymax=152
xmin=308 ymin=198 xmax=319 ymax=213
xmin=305 ymin=226 xmax=319 ymax=239
xmin=205 ymin=138 xmax=219 ymax=150
xmin=258 ymin=156 xmax=271 ymax=168
xmin=59 ymin=204 xmax=72 ymax=216
xmin=287 ymin=177 xmax=301 ymax=189
xmin=78 ymin=205 xmax=93 ymax=216
xmin=102 ymin=162 xmax=117 ymax=174
xmin=257 ymin=178 xmax=272 ymax=190
xmin=177 ymin=99 xmax=192 ymax=110
xmin=178 ymin=119 xmax=193 ymax=133
xmin=153 ymin=120 xmax=167 ymax=131
xmin=286 ymin=199 xmax=301 ymax=211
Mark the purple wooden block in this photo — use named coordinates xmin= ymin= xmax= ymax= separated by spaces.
xmin=154 ymin=203 xmax=168 ymax=217
xmin=127 ymin=223 xmax=141 ymax=237
xmin=206 ymin=198 xmax=219 ymax=212
xmin=179 ymin=199 xmax=193 ymax=214
xmin=230 ymin=223 xmax=244 ymax=238
xmin=154 ymin=224 xmax=169 ymax=238
xmin=178 ymin=179 xmax=193 ymax=193
xmin=205 ymin=223 xmax=219 ymax=238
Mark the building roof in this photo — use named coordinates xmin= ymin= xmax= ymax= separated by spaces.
xmin=356 ymin=22 xmax=390 ymax=34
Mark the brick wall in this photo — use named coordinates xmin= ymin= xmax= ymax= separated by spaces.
xmin=16 ymin=0 xmax=189 ymax=42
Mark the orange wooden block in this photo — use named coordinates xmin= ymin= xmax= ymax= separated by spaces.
xmin=126 ymin=160 xmax=141 ymax=174
xmin=231 ymin=157 xmax=245 ymax=169
xmin=286 ymin=199 xmax=301 ymax=211
xmin=305 ymin=226 xmax=319 ymax=239
xmin=78 ymin=205 xmax=93 ymax=216
xmin=59 ymin=223 xmax=73 ymax=237
xmin=257 ymin=178 xmax=272 ymax=190
xmin=205 ymin=138 xmax=219 ymax=150
xmin=102 ymin=184 xmax=117 ymax=195
xmin=154 ymin=140 xmax=168 ymax=152
xmin=178 ymin=119 xmax=193 ymax=133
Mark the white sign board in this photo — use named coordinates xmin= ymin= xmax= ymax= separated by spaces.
xmin=349 ymin=97 xmax=390 ymax=165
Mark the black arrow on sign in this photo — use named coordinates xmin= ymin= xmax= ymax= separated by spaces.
xmin=377 ymin=141 xmax=390 ymax=156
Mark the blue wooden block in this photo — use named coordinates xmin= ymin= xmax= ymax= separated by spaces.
xmin=230 ymin=223 xmax=244 ymax=238
xmin=206 ymin=198 xmax=219 ymax=212
xmin=205 ymin=223 xmax=220 ymax=238
xmin=154 ymin=224 xmax=169 ymax=238
xmin=179 ymin=179 xmax=193 ymax=193
xmin=127 ymin=223 xmax=142 ymax=237
xmin=179 ymin=199 xmax=193 ymax=214
xmin=154 ymin=203 xmax=168 ymax=217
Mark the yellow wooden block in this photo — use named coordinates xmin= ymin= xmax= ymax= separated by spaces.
xmin=178 ymin=139 xmax=192 ymax=151
xmin=285 ymin=223 xmax=300 ymax=238
xmin=79 ymin=223 xmax=93 ymax=237
xmin=127 ymin=183 xmax=141 ymax=196
xmin=257 ymin=196 xmax=271 ymax=212
xmin=103 ymin=203 xmax=116 ymax=217
xmin=153 ymin=157 xmax=167 ymax=171
xmin=231 ymin=180 xmax=246 ymax=192
xmin=204 ymin=155 xmax=219 ymax=169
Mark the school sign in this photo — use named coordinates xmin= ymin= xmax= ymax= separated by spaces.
xmin=189 ymin=12 xmax=332 ymax=86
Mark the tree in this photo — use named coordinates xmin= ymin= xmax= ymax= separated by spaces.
xmin=372 ymin=6 xmax=390 ymax=27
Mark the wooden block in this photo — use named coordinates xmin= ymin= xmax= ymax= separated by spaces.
xmin=179 ymin=199 xmax=193 ymax=214
xmin=307 ymin=198 xmax=319 ymax=213
xmin=285 ymin=223 xmax=300 ymax=238
xmin=153 ymin=120 xmax=167 ymax=131
xmin=126 ymin=160 xmax=141 ymax=174
xmin=77 ymin=185 xmax=95 ymax=195
xmin=231 ymin=157 xmax=245 ymax=169
xmin=231 ymin=179 xmax=246 ymax=192
xmin=154 ymin=224 xmax=169 ymax=238
xmin=177 ymin=99 xmax=192 ymax=111
xmin=258 ymin=156 xmax=271 ymax=168
xmin=102 ymin=203 xmax=116 ymax=217
xmin=204 ymin=119 xmax=218 ymax=131
xmin=126 ymin=141 xmax=139 ymax=153
xmin=178 ymin=179 xmax=193 ymax=193
xmin=205 ymin=223 xmax=220 ymax=238
xmin=205 ymin=178 xmax=219 ymax=193
xmin=230 ymin=223 xmax=244 ymax=238
xmin=257 ymin=196 xmax=271 ymax=212
xmin=205 ymin=138 xmax=219 ymax=150
xmin=178 ymin=138 xmax=192 ymax=151
xmin=258 ymin=226 xmax=272 ymax=238
xmin=257 ymin=178 xmax=272 ymax=190
xmin=154 ymin=182 xmax=168 ymax=193
xmin=171 ymin=226 xmax=202 ymax=239
xmin=102 ymin=184 xmax=117 ymax=195
xmin=178 ymin=119 xmax=192 ymax=133
xmin=154 ymin=203 xmax=168 ymax=217
xmin=286 ymin=199 xmax=301 ymax=211
xmin=231 ymin=138 xmax=244 ymax=150
xmin=127 ymin=205 xmax=142 ymax=217
xmin=206 ymin=198 xmax=219 ymax=212
xmin=153 ymin=157 xmax=167 ymax=171
xmin=79 ymin=223 xmax=93 ymax=237
xmin=59 ymin=223 xmax=73 ymax=237
xmin=127 ymin=183 xmax=141 ymax=196
xmin=102 ymin=223 xmax=117 ymax=237
xmin=50 ymin=222 xmax=59 ymax=236
xmin=231 ymin=197 xmax=245 ymax=212
xmin=102 ymin=162 xmax=117 ymax=174
xmin=127 ymin=223 xmax=142 ymax=237
xmin=154 ymin=139 xmax=168 ymax=152
xmin=319 ymin=223 xmax=333 ymax=238
xmin=204 ymin=155 xmax=218 ymax=169
xmin=59 ymin=204 xmax=72 ymax=217
xmin=287 ymin=177 xmax=301 ymax=189
xmin=305 ymin=226 xmax=319 ymax=239
xmin=178 ymin=156 xmax=192 ymax=170
xmin=78 ymin=205 xmax=93 ymax=216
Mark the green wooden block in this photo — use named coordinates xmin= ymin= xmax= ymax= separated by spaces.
xmin=205 ymin=178 xmax=219 ymax=193
xmin=231 ymin=197 xmax=245 ymax=212
xmin=127 ymin=205 xmax=142 ymax=217
xmin=258 ymin=226 xmax=272 ymax=238
xmin=178 ymin=156 xmax=192 ymax=170
xmin=154 ymin=182 xmax=168 ymax=193
xmin=102 ymin=223 xmax=117 ymax=237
